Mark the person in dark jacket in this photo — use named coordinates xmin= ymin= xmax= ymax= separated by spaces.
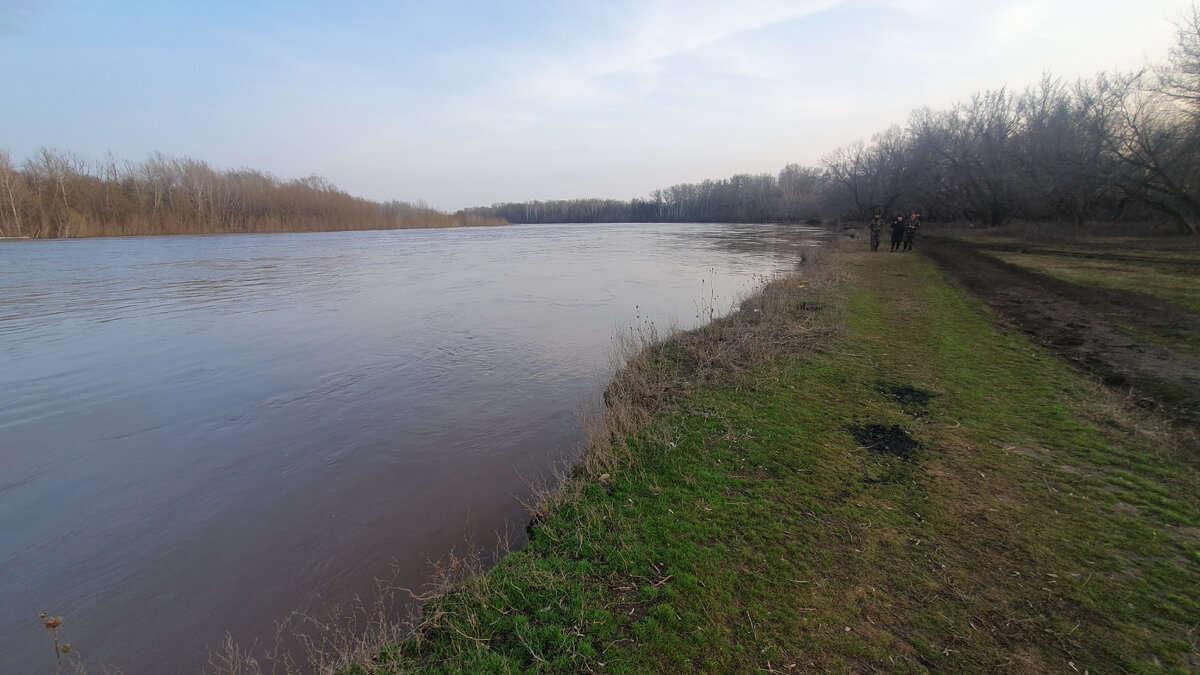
xmin=890 ymin=215 xmax=907 ymax=251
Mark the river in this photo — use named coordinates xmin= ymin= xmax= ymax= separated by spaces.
xmin=0 ymin=222 xmax=827 ymax=673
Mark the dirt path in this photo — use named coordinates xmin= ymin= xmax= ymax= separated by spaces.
xmin=922 ymin=236 xmax=1200 ymax=428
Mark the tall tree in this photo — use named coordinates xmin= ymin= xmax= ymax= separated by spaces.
xmin=0 ymin=150 xmax=28 ymax=237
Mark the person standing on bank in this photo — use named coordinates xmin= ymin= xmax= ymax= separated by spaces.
xmin=868 ymin=214 xmax=883 ymax=251
xmin=902 ymin=213 xmax=921 ymax=251
xmin=890 ymin=215 xmax=907 ymax=251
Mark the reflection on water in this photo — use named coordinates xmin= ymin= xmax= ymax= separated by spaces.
xmin=0 ymin=222 xmax=826 ymax=673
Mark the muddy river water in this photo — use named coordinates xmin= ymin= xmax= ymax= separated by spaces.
xmin=0 ymin=222 xmax=826 ymax=672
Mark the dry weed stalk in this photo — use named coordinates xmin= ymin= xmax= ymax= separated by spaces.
xmin=38 ymin=612 xmax=81 ymax=674
xmin=207 ymin=565 xmax=422 ymax=675
xmin=208 ymin=634 xmax=260 ymax=675
xmin=401 ymin=543 xmax=534 ymax=659
xmin=276 ymin=590 xmax=408 ymax=674
xmin=206 ymin=537 xmax=523 ymax=674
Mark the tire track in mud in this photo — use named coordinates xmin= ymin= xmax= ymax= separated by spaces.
xmin=922 ymin=236 xmax=1200 ymax=429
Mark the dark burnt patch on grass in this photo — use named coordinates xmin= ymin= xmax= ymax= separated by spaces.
xmin=847 ymin=424 xmax=920 ymax=460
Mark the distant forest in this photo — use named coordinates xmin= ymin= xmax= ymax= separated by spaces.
xmin=468 ymin=8 xmax=1200 ymax=235
xmin=0 ymin=151 xmax=505 ymax=239
xmin=5 ymin=10 xmax=1199 ymax=238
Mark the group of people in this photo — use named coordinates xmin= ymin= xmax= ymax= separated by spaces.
xmin=867 ymin=213 xmax=921 ymax=252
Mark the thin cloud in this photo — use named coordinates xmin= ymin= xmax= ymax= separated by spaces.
xmin=490 ymin=0 xmax=842 ymax=106
xmin=590 ymin=0 xmax=841 ymax=77
xmin=0 ymin=0 xmax=49 ymax=35
xmin=869 ymin=0 xmax=955 ymax=20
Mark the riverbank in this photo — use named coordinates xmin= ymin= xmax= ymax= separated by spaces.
xmin=273 ymin=242 xmax=1199 ymax=672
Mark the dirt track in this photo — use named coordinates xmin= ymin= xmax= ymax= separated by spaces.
xmin=922 ymin=236 xmax=1200 ymax=429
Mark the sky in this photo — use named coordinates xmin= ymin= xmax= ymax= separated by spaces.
xmin=1 ymin=0 xmax=1194 ymax=210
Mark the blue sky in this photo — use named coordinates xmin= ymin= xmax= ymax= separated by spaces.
xmin=1 ymin=0 xmax=1193 ymax=210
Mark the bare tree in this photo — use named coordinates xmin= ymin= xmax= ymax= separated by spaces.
xmin=1094 ymin=68 xmax=1200 ymax=234
xmin=0 ymin=150 xmax=27 ymax=237
xmin=1012 ymin=76 xmax=1117 ymax=224
xmin=179 ymin=158 xmax=218 ymax=225
xmin=777 ymin=163 xmax=826 ymax=220
xmin=25 ymin=148 xmax=79 ymax=237
xmin=1157 ymin=4 xmax=1200 ymax=112
xmin=822 ymin=126 xmax=910 ymax=219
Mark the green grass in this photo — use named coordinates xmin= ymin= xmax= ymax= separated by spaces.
xmin=368 ymin=248 xmax=1199 ymax=673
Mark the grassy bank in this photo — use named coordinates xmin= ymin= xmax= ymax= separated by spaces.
xmin=340 ymin=244 xmax=1199 ymax=672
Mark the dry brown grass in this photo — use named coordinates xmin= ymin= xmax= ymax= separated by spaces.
xmin=207 ymin=576 xmax=410 ymax=675
xmin=207 ymin=543 xmax=507 ymax=674
xmin=1071 ymin=375 xmax=1200 ymax=467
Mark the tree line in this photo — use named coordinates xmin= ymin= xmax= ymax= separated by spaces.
xmin=464 ymin=163 xmax=827 ymax=225
xmin=470 ymin=8 xmax=1200 ymax=235
xmin=6 ymin=9 xmax=1199 ymax=238
xmin=822 ymin=55 xmax=1199 ymax=233
xmin=0 ymin=150 xmax=504 ymax=239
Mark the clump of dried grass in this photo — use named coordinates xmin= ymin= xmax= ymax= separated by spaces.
xmin=207 ymin=578 xmax=409 ymax=675
xmin=1073 ymin=376 xmax=1200 ymax=467
xmin=208 ymin=635 xmax=260 ymax=675
xmin=208 ymin=534 xmax=519 ymax=675
xmin=396 ymin=546 xmax=495 ymax=657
